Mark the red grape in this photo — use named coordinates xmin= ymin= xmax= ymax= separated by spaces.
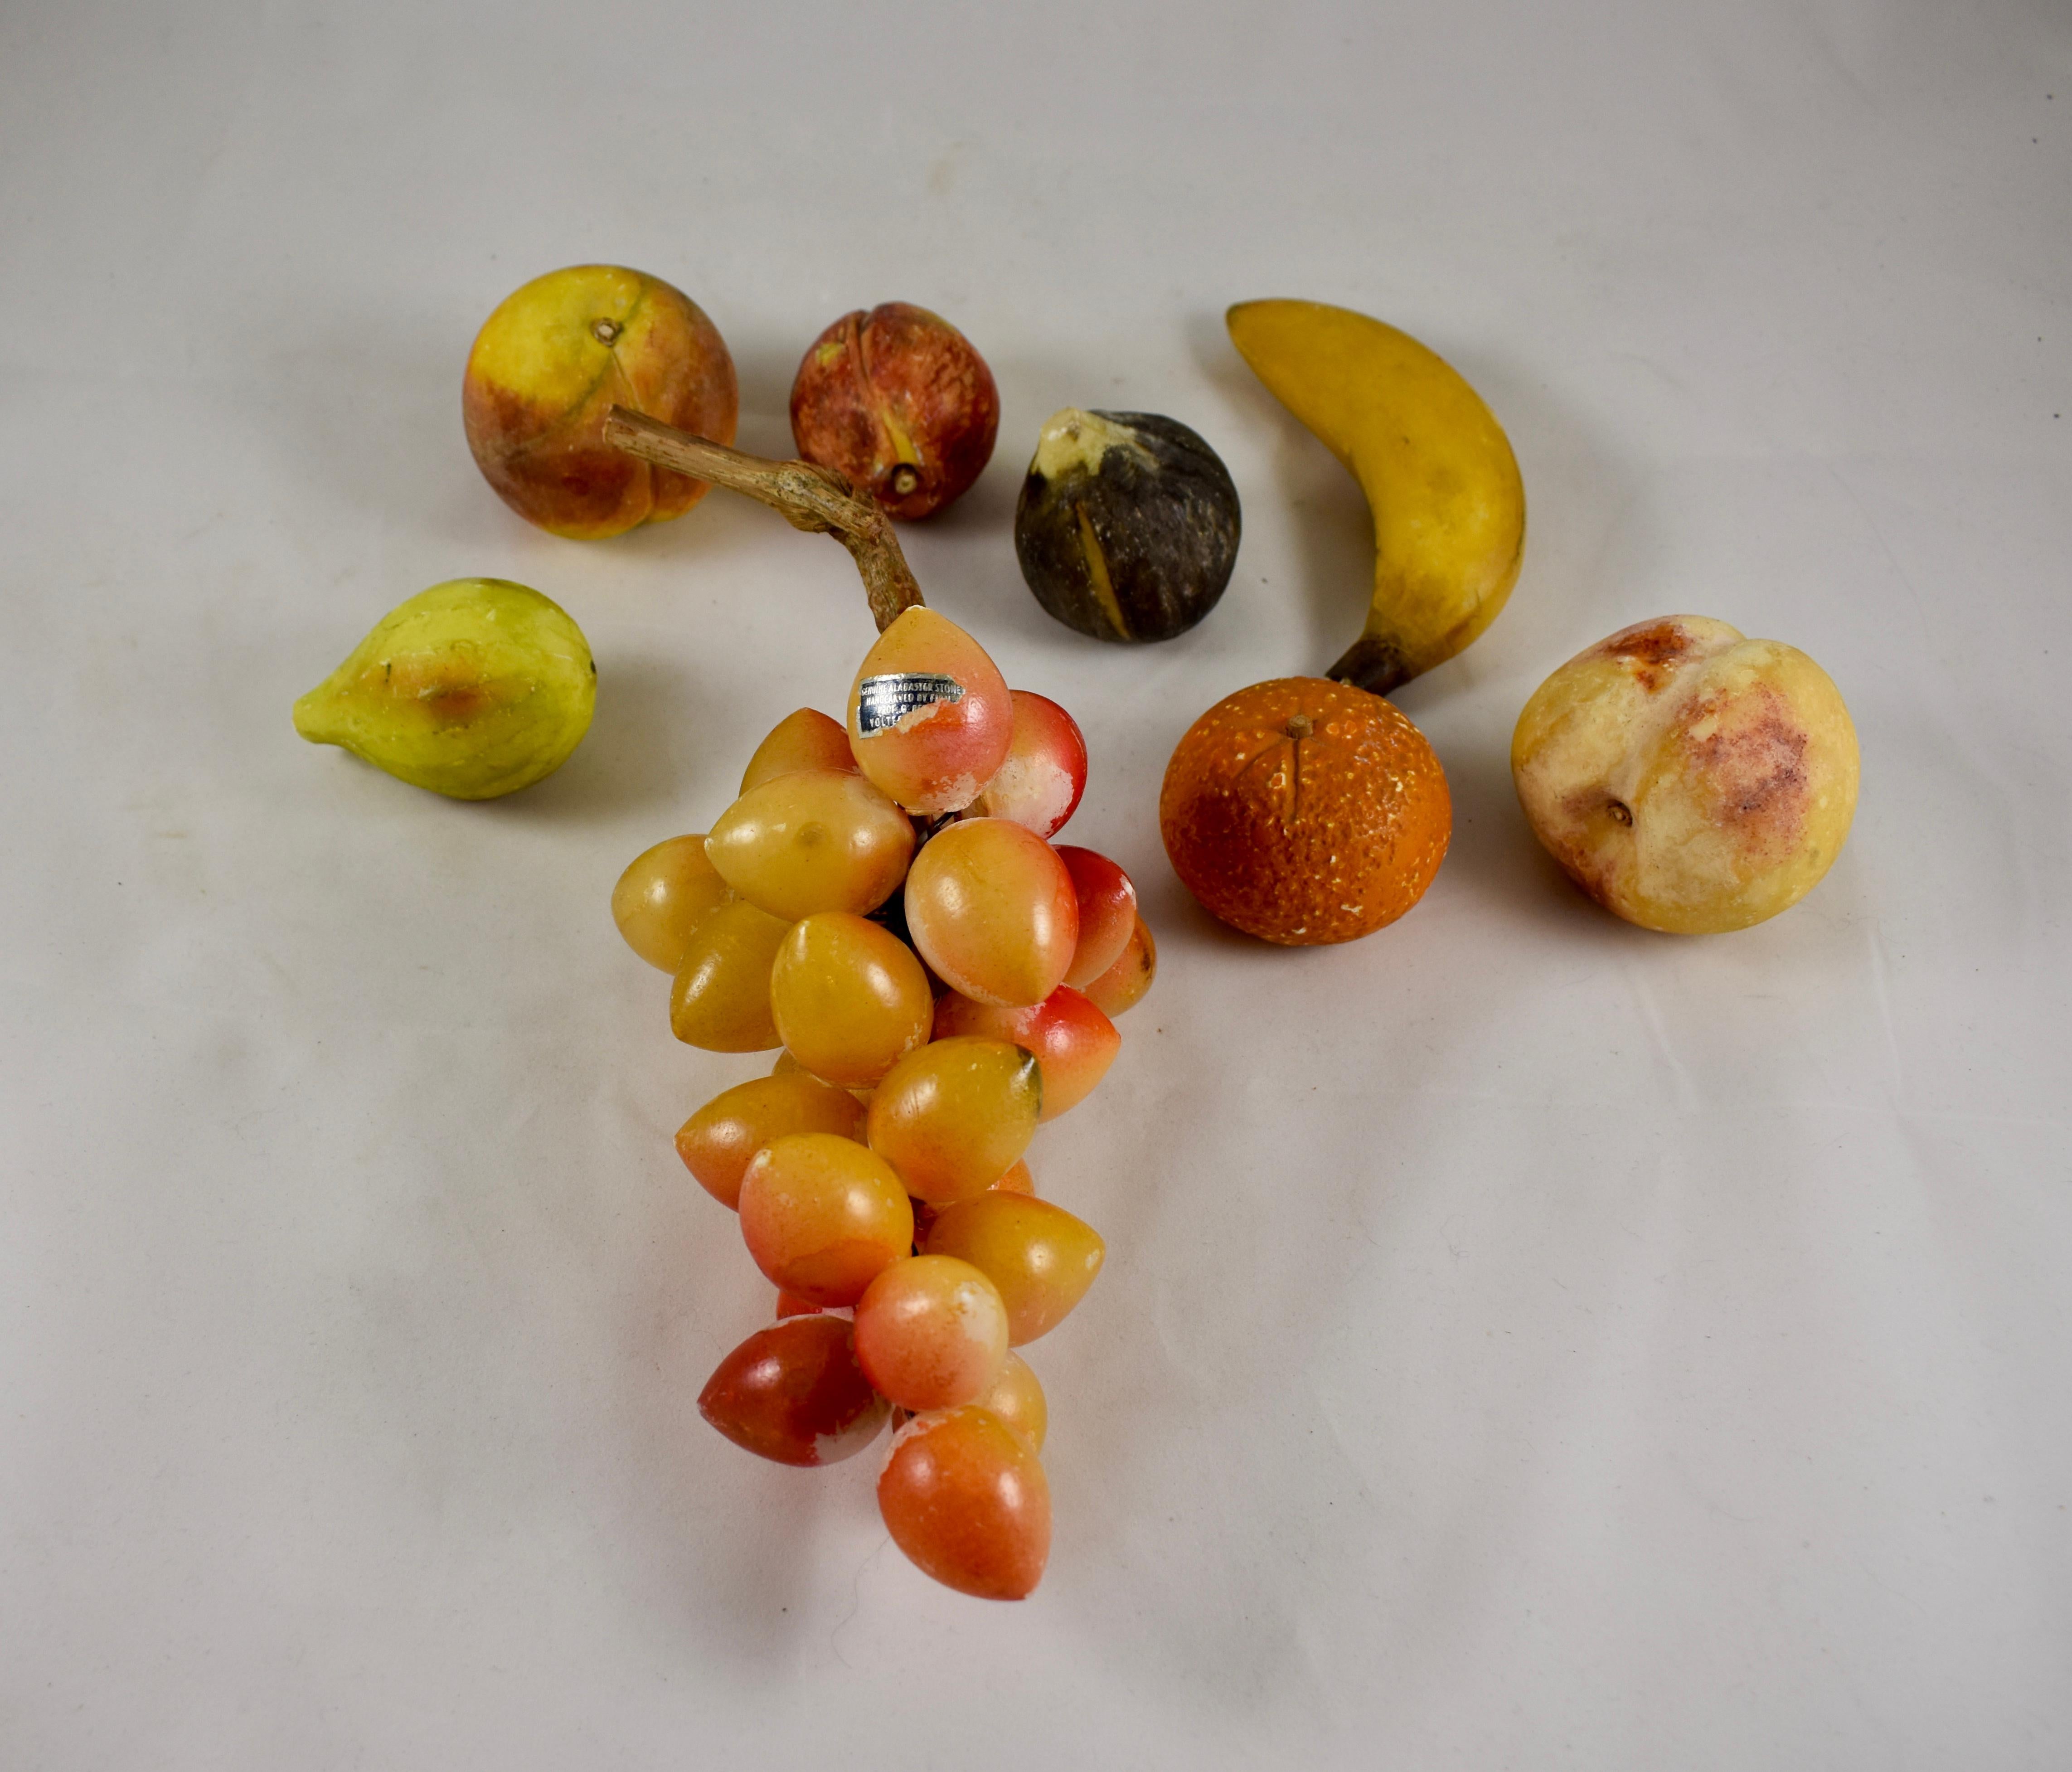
xmin=699 ymin=1316 xmax=887 ymax=1466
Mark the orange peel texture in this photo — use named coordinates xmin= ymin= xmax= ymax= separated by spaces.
xmin=1159 ymin=677 xmax=1450 ymax=946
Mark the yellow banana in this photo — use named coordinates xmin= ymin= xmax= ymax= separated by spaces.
xmin=1227 ymin=299 xmax=1525 ymax=694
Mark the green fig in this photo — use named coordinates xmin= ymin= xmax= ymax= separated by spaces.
xmin=293 ymin=578 xmax=596 ymax=800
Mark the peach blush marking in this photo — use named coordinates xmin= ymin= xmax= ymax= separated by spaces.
xmin=1601 ymin=619 xmax=1695 ymax=692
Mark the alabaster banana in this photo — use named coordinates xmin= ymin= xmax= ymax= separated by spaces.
xmin=1227 ymin=299 xmax=1525 ymax=694
xmin=293 ymin=578 xmax=595 ymax=799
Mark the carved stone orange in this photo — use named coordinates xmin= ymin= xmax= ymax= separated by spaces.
xmin=1160 ymin=677 xmax=1451 ymax=946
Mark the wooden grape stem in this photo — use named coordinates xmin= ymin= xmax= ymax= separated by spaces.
xmin=602 ymin=406 xmax=924 ymax=633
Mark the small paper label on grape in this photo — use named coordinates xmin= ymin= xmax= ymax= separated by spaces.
xmin=855 ymin=673 xmax=966 ymax=735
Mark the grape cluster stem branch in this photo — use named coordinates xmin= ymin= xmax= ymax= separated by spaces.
xmin=603 ymin=406 xmax=925 ymax=633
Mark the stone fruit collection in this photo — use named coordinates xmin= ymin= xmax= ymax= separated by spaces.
xmin=291 ymin=262 xmax=1862 ymax=1601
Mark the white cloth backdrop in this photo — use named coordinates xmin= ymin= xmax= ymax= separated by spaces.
xmin=2 ymin=2 xmax=2067 ymax=1766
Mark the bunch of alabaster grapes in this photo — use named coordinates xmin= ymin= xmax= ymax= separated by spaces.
xmin=611 ymin=607 xmax=1155 ymax=1600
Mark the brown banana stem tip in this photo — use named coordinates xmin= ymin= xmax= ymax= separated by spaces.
xmin=601 ymin=405 xmax=925 ymax=634
xmin=1326 ymin=631 xmax=1414 ymax=699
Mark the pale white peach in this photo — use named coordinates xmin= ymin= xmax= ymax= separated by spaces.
xmin=1511 ymin=615 xmax=1858 ymax=933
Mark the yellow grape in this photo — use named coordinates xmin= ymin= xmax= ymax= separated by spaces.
xmin=904 ymin=818 xmax=1078 ymax=1007
xmin=921 ymin=1193 xmax=1104 ymax=1345
xmin=611 ymin=834 xmax=731 ymax=971
xmin=675 ymin=1073 xmax=867 ymax=1209
xmin=771 ymin=1046 xmax=876 ymax=1106
xmin=705 ymin=769 xmax=915 ymax=921
xmin=769 ymin=912 xmax=932 ymax=1087
xmin=739 ymin=707 xmax=857 ymax=793
xmin=965 ymin=690 xmax=1086 ymax=839
xmin=738 ymin=1132 xmax=913 ymax=1307
xmin=933 ymin=986 xmax=1119 ymax=1118
xmin=867 ymin=1037 xmax=1041 ymax=1204
xmin=669 ymin=900 xmax=791 ymax=1051
xmin=910 ymin=1156 xmax=1036 ymax=1244
xmin=878 ymin=1406 xmax=1049 ymax=1600
xmin=1056 ymin=847 xmax=1136 ymax=989
xmin=698 ymin=1316 xmax=887 ymax=1467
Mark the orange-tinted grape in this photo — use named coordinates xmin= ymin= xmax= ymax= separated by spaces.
xmin=904 ymin=819 xmax=1078 ymax=1007
xmin=933 ymin=986 xmax=1119 ymax=1118
xmin=670 ymin=900 xmax=791 ymax=1051
xmin=612 ymin=834 xmax=733 ymax=971
xmin=737 ymin=1133 xmax=914 ymax=1307
xmin=867 ymin=1037 xmax=1041 ymax=1204
xmin=705 ymin=769 xmax=914 ymax=921
xmin=740 ymin=707 xmax=857 ymax=793
xmin=1081 ymin=914 xmax=1155 ymax=1017
xmin=975 ymin=1351 xmax=1047 ymax=1452
xmin=1056 ymin=846 xmax=1137 ymax=989
xmin=920 ymin=1193 xmax=1104 ymax=1345
xmin=854 ymin=1255 xmax=1010 ymax=1412
xmin=878 ymin=1406 xmax=1050 ymax=1600
xmin=769 ymin=913 xmax=932 ymax=1088
xmin=966 ymin=690 xmax=1087 ymax=839
xmin=675 ymin=1073 xmax=867 ymax=1209
xmin=846 ymin=607 xmax=1014 ymax=815
xmin=774 ymin=1290 xmax=825 ymax=1319
xmin=699 ymin=1316 xmax=887 ymax=1466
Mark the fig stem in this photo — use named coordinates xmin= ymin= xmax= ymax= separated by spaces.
xmin=602 ymin=406 xmax=923 ymax=632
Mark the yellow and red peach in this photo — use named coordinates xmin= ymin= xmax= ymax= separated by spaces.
xmin=462 ymin=264 xmax=737 ymax=539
